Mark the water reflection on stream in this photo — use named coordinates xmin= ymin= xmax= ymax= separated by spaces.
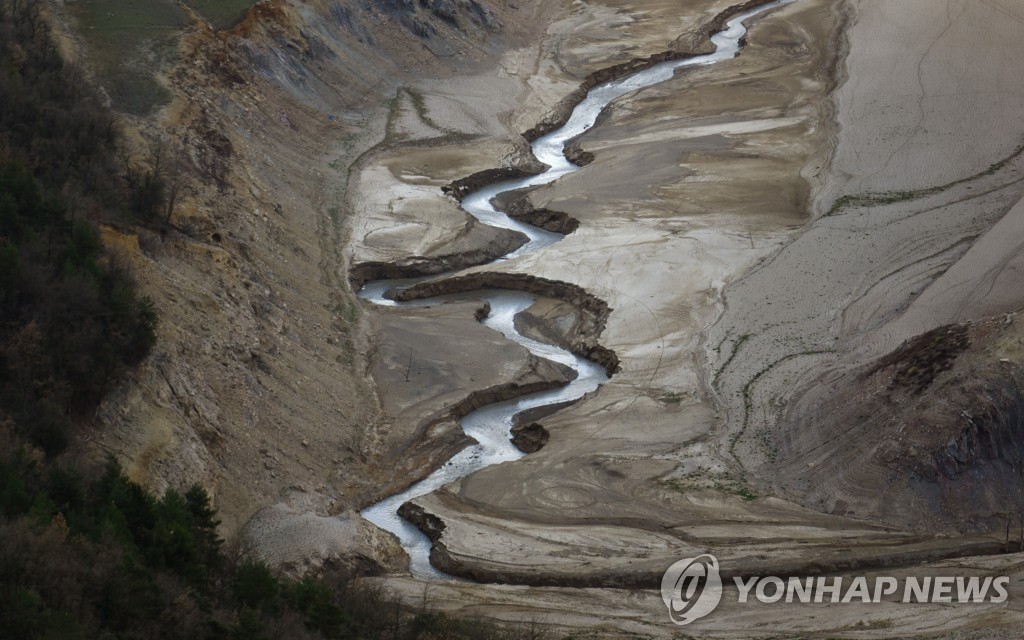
xmin=358 ymin=0 xmax=795 ymax=580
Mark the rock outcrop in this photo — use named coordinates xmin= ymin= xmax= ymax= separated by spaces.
xmin=509 ymin=422 xmax=549 ymax=453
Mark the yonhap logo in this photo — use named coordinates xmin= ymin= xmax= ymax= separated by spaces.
xmin=660 ymin=553 xmax=1011 ymax=626
xmin=660 ymin=554 xmax=723 ymax=625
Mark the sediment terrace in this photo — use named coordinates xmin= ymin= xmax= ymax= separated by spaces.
xmin=348 ymin=0 xmax=1024 ymax=636
xmin=79 ymin=0 xmax=1024 ymax=634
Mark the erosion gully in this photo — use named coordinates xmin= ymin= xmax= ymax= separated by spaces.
xmin=358 ymin=0 xmax=795 ymax=580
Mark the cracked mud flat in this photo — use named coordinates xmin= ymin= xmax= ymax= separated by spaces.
xmin=347 ymin=0 xmax=1024 ymax=636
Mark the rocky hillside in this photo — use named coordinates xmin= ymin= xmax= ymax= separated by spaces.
xmin=47 ymin=0 xmax=553 ymax=546
xmin=709 ymin=0 xmax=1024 ymax=537
xmin=772 ymin=313 xmax=1024 ymax=533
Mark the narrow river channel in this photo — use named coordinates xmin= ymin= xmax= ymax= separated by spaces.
xmin=359 ymin=0 xmax=795 ymax=580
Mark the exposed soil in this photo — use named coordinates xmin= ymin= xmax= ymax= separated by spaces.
xmin=59 ymin=0 xmax=1024 ymax=634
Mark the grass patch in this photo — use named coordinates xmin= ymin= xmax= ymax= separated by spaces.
xmin=723 ymin=484 xmax=759 ymax=501
xmin=70 ymin=0 xmax=186 ymax=33
xmin=649 ymin=389 xmax=685 ymax=405
xmin=731 ymin=349 xmax=835 ymax=465
xmin=661 ymin=477 xmax=759 ymax=501
xmin=381 ymin=91 xmax=406 ymax=145
xmin=68 ymin=0 xmax=187 ymax=115
xmin=327 ymin=205 xmax=342 ymax=228
xmin=405 ymin=87 xmax=458 ymax=135
xmin=712 ymin=333 xmax=749 ymax=389
xmin=183 ymin=0 xmax=259 ymax=29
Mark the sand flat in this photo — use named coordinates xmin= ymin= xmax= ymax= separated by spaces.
xmin=347 ymin=0 xmax=1024 ymax=634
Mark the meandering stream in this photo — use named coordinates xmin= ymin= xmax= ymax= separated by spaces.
xmin=358 ymin=0 xmax=794 ymax=580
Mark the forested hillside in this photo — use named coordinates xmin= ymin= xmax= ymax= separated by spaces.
xmin=0 ymin=3 xmax=541 ymax=637
xmin=0 ymin=0 xmax=157 ymax=454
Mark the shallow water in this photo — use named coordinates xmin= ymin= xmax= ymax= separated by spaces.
xmin=358 ymin=0 xmax=794 ymax=580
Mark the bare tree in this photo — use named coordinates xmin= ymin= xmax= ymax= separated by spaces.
xmin=149 ymin=135 xmax=165 ymax=178
xmin=163 ymin=142 xmax=185 ymax=223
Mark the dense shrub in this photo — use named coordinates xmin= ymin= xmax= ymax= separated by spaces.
xmin=0 ymin=1 xmax=158 ymax=454
xmin=0 ymin=446 xmax=549 ymax=639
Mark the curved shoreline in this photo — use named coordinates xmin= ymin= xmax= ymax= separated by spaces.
xmin=349 ymin=372 xmax=575 ymax=510
xmin=389 ymin=272 xmax=620 ymax=375
xmin=397 ymin=499 xmax=1006 ymax=587
xmin=357 ymin=0 xmax=797 ymax=580
xmin=519 ymin=0 xmax=800 ymax=142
